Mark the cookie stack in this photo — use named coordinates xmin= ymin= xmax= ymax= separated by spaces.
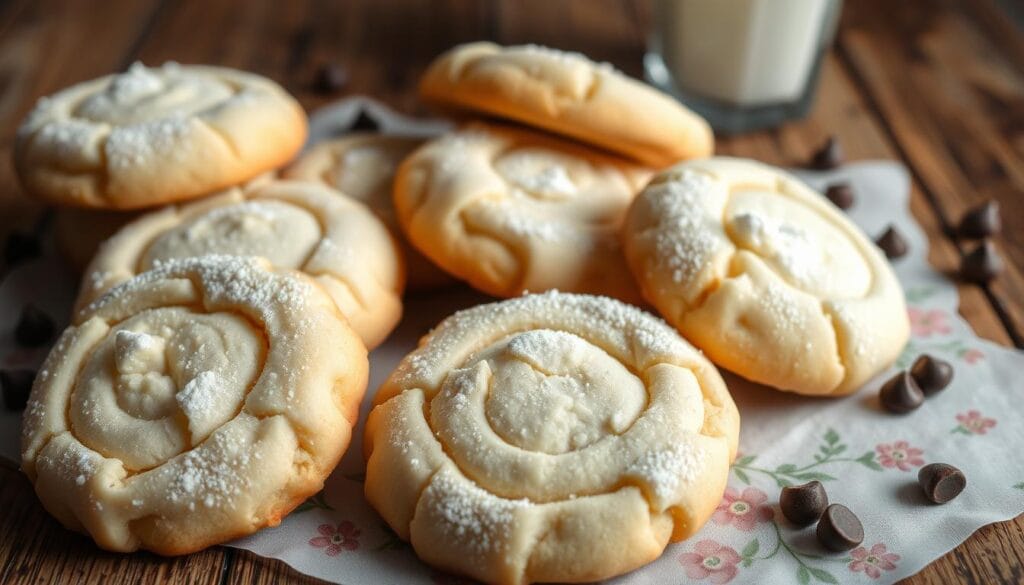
xmin=394 ymin=42 xmax=713 ymax=301
xmin=13 ymin=63 xmax=390 ymax=554
xmin=10 ymin=42 xmax=911 ymax=585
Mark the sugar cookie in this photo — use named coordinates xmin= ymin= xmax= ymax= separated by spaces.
xmin=75 ymin=180 xmax=404 ymax=349
xmin=283 ymin=134 xmax=453 ymax=290
xmin=21 ymin=255 xmax=368 ymax=554
xmin=53 ymin=173 xmax=276 ymax=273
xmin=393 ymin=122 xmax=650 ymax=301
xmin=365 ymin=291 xmax=739 ymax=585
xmin=623 ymin=157 xmax=909 ymax=395
xmin=14 ymin=62 xmax=306 ymax=209
xmin=419 ymin=42 xmax=713 ymax=166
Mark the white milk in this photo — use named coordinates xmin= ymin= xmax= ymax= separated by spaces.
xmin=653 ymin=0 xmax=833 ymax=107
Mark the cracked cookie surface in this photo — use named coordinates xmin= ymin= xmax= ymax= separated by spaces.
xmin=393 ymin=122 xmax=650 ymax=302
xmin=419 ymin=42 xmax=713 ymax=166
xmin=75 ymin=179 xmax=404 ymax=349
xmin=284 ymin=134 xmax=453 ymax=291
xmin=623 ymin=157 xmax=909 ymax=395
xmin=365 ymin=291 xmax=739 ymax=585
xmin=21 ymin=256 xmax=367 ymax=554
xmin=15 ymin=62 xmax=306 ymax=209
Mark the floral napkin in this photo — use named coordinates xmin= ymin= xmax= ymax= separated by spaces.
xmin=2 ymin=99 xmax=1022 ymax=585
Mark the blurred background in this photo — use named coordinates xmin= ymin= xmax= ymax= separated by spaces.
xmin=2 ymin=0 xmax=1022 ymax=246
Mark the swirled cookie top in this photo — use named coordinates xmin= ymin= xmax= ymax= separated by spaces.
xmin=15 ymin=62 xmax=306 ymax=209
xmin=383 ymin=290 xmax=701 ymax=399
xmin=76 ymin=180 xmax=404 ymax=348
xmin=394 ymin=123 xmax=650 ymax=299
xmin=419 ymin=125 xmax=648 ymax=244
xmin=624 ymin=157 xmax=908 ymax=396
xmin=365 ymin=292 xmax=738 ymax=583
xmin=374 ymin=291 xmax=738 ymax=502
xmin=22 ymin=256 xmax=365 ymax=552
xmin=634 ymin=160 xmax=880 ymax=308
xmin=284 ymin=134 xmax=423 ymax=226
xmin=20 ymin=63 xmax=262 ymax=169
xmin=73 ymin=62 xmax=235 ymax=125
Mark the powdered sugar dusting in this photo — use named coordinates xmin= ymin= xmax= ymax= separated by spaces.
xmin=501 ymin=158 xmax=577 ymax=199
xmin=166 ymin=429 xmax=252 ymax=511
xmin=87 ymin=255 xmax=310 ymax=318
xmin=645 ymin=171 xmax=719 ymax=285
xmin=114 ymin=330 xmax=166 ymax=375
xmin=35 ymin=441 xmax=102 ymax=488
xmin=506 ymin=329 xmax=588 ymax=364
xmin=760 ymin=281 xmax=805 ymax=331
xmin=514 ymin=44 xmax=617 ymax=74
xmin=495 ymin=204 xmax=563 ymax=242
xmin=106 ymin=114 xmax=191 ymax=169
xmin=627 ymin=443 xmax=705 ymax=503
xmin=36 ymin=119 xmax=101 ymax=163
xmin=107 ymin=62 xmax=166 ymax=104
xmin=199 ymin=200 xmax=284 ymax=225
xmin=729 ymin=211 xmax=822 ymax=290
xmin=176 ymin=371 xmax=224 ymax=442
xmin=399 ymin=290 xmax=689 ymax=389
xmin=423 ymin=468 xmax=528 ymax=556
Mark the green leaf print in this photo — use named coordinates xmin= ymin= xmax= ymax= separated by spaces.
xmin=824 ymin=429 xmax=840 ymax=446
xmin=734 ymin=467 xmax=751 ymax=485
xmin=856 ymin=451 xmax=884 ymax=471
xmin=294 ymin=491 xmax=332 ymax=513
xmin=904 ymin=286 xmax=937 ymax=303
xmin=732 ymin=429 xmax=881 ymax=485
xmin=809 ymin=567 xmax=839 ymax=583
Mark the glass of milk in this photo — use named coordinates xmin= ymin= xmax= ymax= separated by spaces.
xmin=645 ymin=0 xmax=843 ymax=133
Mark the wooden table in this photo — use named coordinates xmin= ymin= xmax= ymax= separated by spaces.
xmin=1 ymin=1 xmax=1022 ymax=583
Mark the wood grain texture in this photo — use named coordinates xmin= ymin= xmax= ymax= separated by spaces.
xmin=0 ymin=466 xmax=226 ymax=585
xmin=0 ymin=1 xmax=1021 ymax=584
xmin=839 ymin=0 xmax=1024 ymax=347
xmin=0 ymin=0 xmax=165 ymax=235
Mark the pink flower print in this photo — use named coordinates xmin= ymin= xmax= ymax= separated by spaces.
xmin=849 ymin=543 xmax=900 ymax=578
xmin=962 ymin=349 xmax=984 ymax=364
xmin=955 ymin=410 xmax=997 ymax=435
xmin=875 ymin=441 xmax=925 ymax=471
xmin=679 ymin=540 xmax=741 ymax=584
xmin=711 ymin=487 xmax=774 ymax=531
xmin=908 ymin=308 xmax=951 ymax=337
xmin=309 ymin=521 xmax=361 ymax=556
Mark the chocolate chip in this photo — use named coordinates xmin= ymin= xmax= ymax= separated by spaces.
xmin=314 ymin=63 xmax=348 ymax=94
xmin=816 ymin=504 xmax=864 ymax=552
xmin=1 ymin=369 xmax=35 ymax=410
xmin=810 ymin=136 xmax=843 ymax=170
xmin=824 ymin=183 xmax=855 ymax=210
xmin=875 ymin=225 xmax=908 ymax=259
xmin=15 ymin=304 xmax=55 ymax=347
xmin=4 ymin=231 xmax=41 ymax=267
xmin=909 ymin=354 xmax=954 ymax=395
xmin=960 ymin=240 xmax=1003 ymax=283
xmin=780 ymin=480 xmax=829 ymax=526
xmin=878 ymin=370 xmax=924 ymax=414
xmin=957 ymin=200 xmax=1000 ymax=239
xmin=349 ymin=110 xmax=379 ymax=132
xmin=918 ymin=463 xmax=966 ymax=504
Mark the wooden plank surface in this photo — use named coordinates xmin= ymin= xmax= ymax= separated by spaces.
xmin=840 ymin=0 xmax=1024 ymax=347
xmin=0 ymin=1 xmax=1021 ymax=584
